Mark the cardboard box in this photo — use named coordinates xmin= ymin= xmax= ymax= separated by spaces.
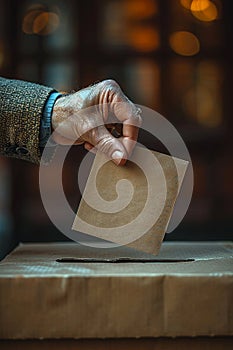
xmin=0 ymin=242 xmax=232 ymax=343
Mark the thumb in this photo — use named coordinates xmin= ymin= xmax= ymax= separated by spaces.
xmin=91 ymin=126 xmax=128 ymax=166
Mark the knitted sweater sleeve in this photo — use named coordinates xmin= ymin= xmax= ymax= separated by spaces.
xmin=0 ymin=77 xmax=54 ymax=163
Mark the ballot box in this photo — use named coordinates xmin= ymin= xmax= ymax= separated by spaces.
xmin=0 ymin=242 xmax=232 ymax=349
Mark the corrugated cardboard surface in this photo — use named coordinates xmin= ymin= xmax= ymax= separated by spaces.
xmin=0 ymin=242 xmax=232 ymax=340
xmin=73 ymin=148 xmax=188 ymax=254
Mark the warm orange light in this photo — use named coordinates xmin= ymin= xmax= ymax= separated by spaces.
xmin=190 ymin=0 xmax=210 ymax=12
xmin=192 ymin=1 xmax=218 ymax=21
xmin=169 ymin=31 xmax=200 ymax=56
xmin=124 ymin=0 xmax=158 ymax=19
xmin=22 ymin=4 xmax=60 ymax=36
xmin=180 ymin=0 xmax=192 ymax=10
xmin=22 ymin=9 xmax=43 ymax=34
xmin=33 ymin=12 xmax=59 ymax=35
xmin=128 ymin=27 xmax=160 ymax=52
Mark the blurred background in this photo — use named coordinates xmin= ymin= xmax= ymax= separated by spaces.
xmin=0 ymin=0 xmax=233 ymax=258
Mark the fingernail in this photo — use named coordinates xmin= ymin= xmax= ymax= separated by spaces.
xmin=112 ymin=150 xmax=124 ymax=165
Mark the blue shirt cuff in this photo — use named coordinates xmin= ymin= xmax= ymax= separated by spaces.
xmin=39 ymin=91 xmax=62 ymax=148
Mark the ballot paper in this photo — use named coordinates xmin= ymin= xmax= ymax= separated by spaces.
xmin=72 ymin=147 xmax=188 ymax=255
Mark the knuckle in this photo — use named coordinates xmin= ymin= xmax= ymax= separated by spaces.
xmin=135 ymin=113 xmax=142 ymax=126
xmin=130 ymin=107 xmax=142 ymax=126
xmin=101 ymin=79 xmax=120 ymax=90
xmin=97 ymin=137 xmax=113 ymax=154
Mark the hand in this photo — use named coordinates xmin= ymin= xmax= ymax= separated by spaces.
xmin=51 ymin=80 xmax=142 ymax=165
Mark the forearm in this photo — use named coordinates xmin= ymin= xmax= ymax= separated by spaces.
xmin=0 ymin=77 xmax=54 ymax=163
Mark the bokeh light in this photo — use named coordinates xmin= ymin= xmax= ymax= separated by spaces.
xmin=190 ymin=0 xmax=211 ymax=12
xmin=124 ymin=0 xmax=158 ymax=19
xmin=191 ymin=1 xmax=218 ymax=22
xmin=180 ymin=0 xmax=192 ymax=10
xmin=22 ymin=9 xmax=43 ymax=34
xmin=169 ymin=31 xmax=200 ymax=56
xmin=180 ymin=0 xmax=218 ymax=22
xmin=22 ymin=4 xmax=60 ymax=35
xmin=33 ymin=12 xmax=60 ymax=35
xmin=128 ymin=27 xmax=160 ymax=52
